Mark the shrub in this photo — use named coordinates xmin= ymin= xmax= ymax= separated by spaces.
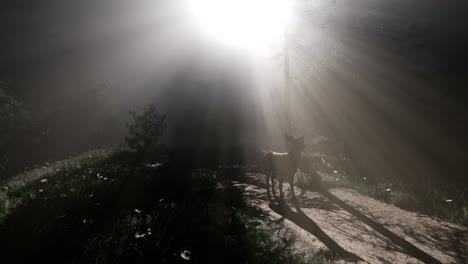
xmin=0 ymin=85 xmax=31 ymax=150
xmin=125 ymin=103 xmax=166 ymax=153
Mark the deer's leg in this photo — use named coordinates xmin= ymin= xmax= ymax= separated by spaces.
xmin=266 ymin=172 xmax=271 ymax=198
xmin=279 ymin=177 xmax=284 ymax=200
xmin=289 ymin=175 xmax=297 ymax=203
xmin=271 ymin=172 xmax=277 ymax=197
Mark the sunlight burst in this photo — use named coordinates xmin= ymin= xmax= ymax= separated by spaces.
xmin=190 ymin=0 xmax=291 ymax=50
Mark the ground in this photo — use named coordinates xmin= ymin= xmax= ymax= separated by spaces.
xmin=1 ymin=151 xmax=467 ymax=263
xmin=236 ymin=173 xmax=468 ymax=264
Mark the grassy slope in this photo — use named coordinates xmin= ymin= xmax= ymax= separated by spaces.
xmin=0 ymin=149 xmax=319 ymax=264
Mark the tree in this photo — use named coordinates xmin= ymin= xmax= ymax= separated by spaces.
xmin=125 ymin=103 xmax=166 ymax=153
xmin=0 ymin=85 xmax=30 ymax=150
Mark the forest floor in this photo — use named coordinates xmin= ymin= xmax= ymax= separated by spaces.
xmin=236 ymin=173 xmax=468 ymax=264
xmin=1 ymin=149 xmax=467 ymax=263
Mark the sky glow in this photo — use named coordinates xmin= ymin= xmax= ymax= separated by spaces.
xmin=189 ymin=0 xmax=291 ymax=50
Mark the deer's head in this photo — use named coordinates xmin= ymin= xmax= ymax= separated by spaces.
xmin=285 ymin=134 xmax=306 ymax=158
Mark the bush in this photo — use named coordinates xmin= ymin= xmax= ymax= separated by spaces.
xmin=0 ymin=85 xmax=31 ymax=150
xmin=125 ymin=103 xmax=166 ymax=153
xmin=0 ymin=85 xmax=32 ymax=178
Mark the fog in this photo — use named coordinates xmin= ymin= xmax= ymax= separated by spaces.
xmin=1 ymin=0 xmax=468 ymax=185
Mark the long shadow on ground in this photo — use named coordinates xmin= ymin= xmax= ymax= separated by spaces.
xmin=269 ymin=200 xmax=363 ymax=262
xmin=245 ymin=173 xmax=455 ymax=264
xmin=319 ymin=190 xmax=443 ymax=264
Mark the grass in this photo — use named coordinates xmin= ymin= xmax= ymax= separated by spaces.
xmin=0 ymin=148 xmax=323 ymax=263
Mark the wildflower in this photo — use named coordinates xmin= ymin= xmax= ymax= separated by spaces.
xmin=134 ymin=209 xmax=143 ymax=214
xmin=40 ymin=178 xmax=48 ymax=183
xmin=83 ymin=218 xmax=93 ymax=224
xmin=39 ymin=189 xmax=43 ymax=193
xmin=445 ymin=199 xmax=453 ymax=203
xmin=333 ymin=170 xmax=338 ymax=174
xmin=134 ymin=232 xmax=146 ymax=239
xmin=386 ymin=188 xmax=391 ymax=192
xmin=181 ymin=250 xmax=192 ymax=260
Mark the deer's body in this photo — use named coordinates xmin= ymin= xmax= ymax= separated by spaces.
xmin=262 ymin=135 xmax=305 ymax=201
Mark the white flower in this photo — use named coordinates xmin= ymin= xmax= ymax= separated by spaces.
xmin=40 ymin=179 xmax=48 ymax=183
xmin=134 ymin=209 xmax=143 ymax=214
xmin=386 ymin=188 xmax=391 ymax=192
xmin=445 ymin=199 xmax=453 ymax=203
xmin=180 ymin=250 xmax=192 ymax=260
xmin=134 ymin=232 xmax=146 ymax=239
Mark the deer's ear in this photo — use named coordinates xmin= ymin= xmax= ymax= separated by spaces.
xmin=285 ymin=134 xmax=293 ymax=142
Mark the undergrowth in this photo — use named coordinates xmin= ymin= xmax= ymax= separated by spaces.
xmin=0 ymin=149 xmax=319 ymax=263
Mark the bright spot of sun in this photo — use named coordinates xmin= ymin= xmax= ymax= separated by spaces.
xmin=190 ymin=0 xmax=291 ymax=50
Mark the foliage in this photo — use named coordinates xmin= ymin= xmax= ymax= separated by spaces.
xmin=0 ymin=149 xmax=317 ymax=263
xmin=125 ymin=103 xmax=166 ymax=153
xmin=0 ymin=85 xmax=32 ymax=178
xmin=0 ymin=85 xmax=31 ymax=150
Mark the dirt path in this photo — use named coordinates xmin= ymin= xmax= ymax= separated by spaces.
xmin=234 ymin=173 xmax=468 ymax=264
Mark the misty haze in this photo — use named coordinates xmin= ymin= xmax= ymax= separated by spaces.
xmin=0 ymin=0 xmax=467 ymax=263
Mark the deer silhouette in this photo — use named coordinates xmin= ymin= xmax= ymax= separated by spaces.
xmin=262 ymin=134 xmax=306 ymax=202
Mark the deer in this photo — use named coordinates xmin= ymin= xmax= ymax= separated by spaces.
xmin=262 ymin=134 xmax=306 ymax=203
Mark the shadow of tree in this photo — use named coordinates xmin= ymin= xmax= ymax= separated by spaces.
xmin=392 ymin=219 xmax=468 ymax=264
xmin=237 ymin=173 xmax=467 ymax=263
xmin=320 ymin=190 xmax=443 ymax=264
xmin=268 ymin=200 xmax=363 ymax=262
